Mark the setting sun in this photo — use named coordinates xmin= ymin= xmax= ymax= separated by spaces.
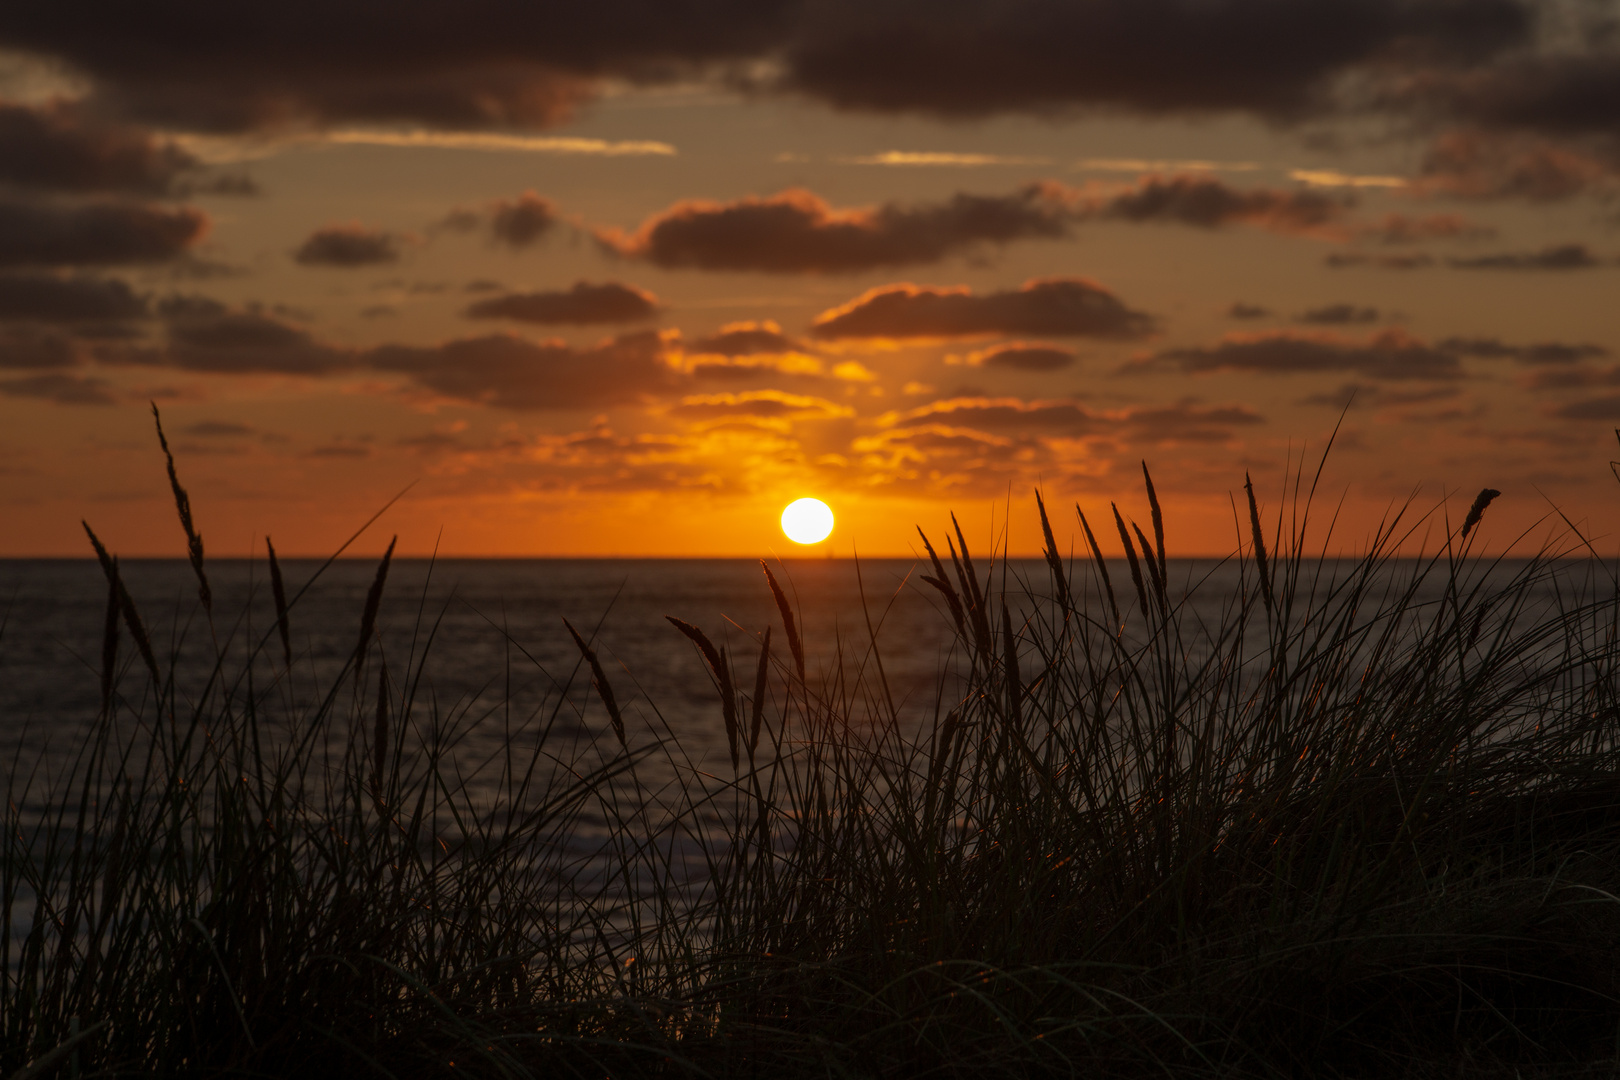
xmin=781 ymin=498 xmax=834 ymax=544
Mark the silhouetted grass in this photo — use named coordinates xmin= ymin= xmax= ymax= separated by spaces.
xmin=7 ymin=441 xmax=1620 ymax=1078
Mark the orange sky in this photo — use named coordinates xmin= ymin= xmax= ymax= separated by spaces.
xmin=2 ymin=5 xmax=1619 ymax=558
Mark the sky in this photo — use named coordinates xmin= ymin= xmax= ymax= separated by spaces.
xmin=2 ymin=1 xmax=1619 ymax=558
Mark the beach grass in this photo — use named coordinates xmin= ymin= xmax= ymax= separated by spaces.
xmin=7 ymin=428 xmax=1620 ymax=1077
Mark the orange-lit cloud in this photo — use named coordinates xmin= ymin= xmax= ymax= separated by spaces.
xmin=598 ymin=185 xmax=1075 ymax=273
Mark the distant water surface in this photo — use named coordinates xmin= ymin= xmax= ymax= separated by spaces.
xmin=0 ymin=556 xmax=1598 ymax=776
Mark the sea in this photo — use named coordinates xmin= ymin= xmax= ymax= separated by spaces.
xmin=0 ymin=557 xmax=982 ymax=775
xmin=0 ymin=554 xmax=1603 ymax=779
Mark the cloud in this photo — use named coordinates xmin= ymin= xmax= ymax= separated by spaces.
xmin=838 ymin=151 xmax=1051 ymax=167
xmin=0 ymin=274 xmax=148 ymax=324
xmin=490 ymin=191 xmax=558 ymax=248
xmin=0 ymin=326 xmax=84 ymax=369
xmin=1299 ymin=382 xmax=1462 ymax=409
xmin=888 ymin=396 xmax=1262 ymax=442
xmin=294 ymin=224 xmax=402 ymax=267
xmin=0 ymin=199 xmax=208 ymax=267
xmin=0 ymin=372 xmax=116 ymax=405
xmin=1289 ymin=169 xmax=1405 ymax=189
xmin=367 ymin=329 xmax=674 ymax=409
xmin=147 ymin=297 xmax=353 ymax=373
xmin=440 ymin=191 xmax=559 ymax=248
xmin=687 ymin=320 xmax=802 ymax=357
xmin=7 ymin=0 xmax=1609 ymax=154
xmin=1438 ymin=337 xmax=1608 ymax=365
xmin=780 ymin=0 xmax=1529 ymax=118
xmin=1091 ymin=175 xmax=1350 ymax=236
xmin=1448 ymin=243 xmax=1605 ymax=270
xmin=1325 ymin=252 xmax=1435 ymax=270
xmin=1394 ymin=56 xmax=1620 ymax=146
xmin=599 ymin=185 xmax=1074 ymax=273
xmin=1546 ymin=394 xmax=1620 ymax=421
xmin=323 ymin=131 xmax=673 ymax=155
xmin=1136 ymin=330 xmax=1462 ymax=380
xmin=463 ymin=281 xmax=659 ymax=324
xmin=183 ymin=420 xmax=258 ymax=437
xmin=1297 ymin=304 xmax=1379 ymax=325
xmin=1356 ymin=212 xmax=1494 ymax=244
xmin=1227 ymin=302 xmax=1270 ymax=320
xmin=811 ymin=278 xmax=1153 ymax=340
xmin=1523 ymin=365 xmax=1620 ymax=391
xmin=1411 ymin=131 xmax=1615 ymax=201
xmin=0 ymin=101 xmax=197 ymax=194
xmin=964 ymin=343 xmax=1077 ymax=370
xmin=668 ymin=390 xmax=851 ymax=421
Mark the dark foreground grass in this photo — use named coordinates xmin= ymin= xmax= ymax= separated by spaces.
xmin=8 ymin=441 xmax=1620 ymax=1077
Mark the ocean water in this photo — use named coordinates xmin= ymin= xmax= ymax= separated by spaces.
xmin=0 ymin=557 xmax=975 ymax=772
xmin=0 ymin=554 xmax=1599 ymax=776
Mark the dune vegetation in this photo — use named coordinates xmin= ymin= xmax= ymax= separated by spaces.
xmin=6 ymin=417 xmax=1620 ymax=1078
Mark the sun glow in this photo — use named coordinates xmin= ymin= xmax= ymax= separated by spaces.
xmin=781 ymin=498 xmax=834 ymax=544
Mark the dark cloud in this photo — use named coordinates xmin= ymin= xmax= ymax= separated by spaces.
xmin=1298 ymin=304 xmax=1379 ymax=325
xmin=0 ymin=372 xmax=116 ymax=405
xmin=0 ymin=199 xmax=208 ymax=267
xmin=1325 ymin=252 xmax=1435 ymax=269
xmin=687 ymin=321 xmax=802 ymax=356
xmin=1397 ymin=57 xmax=1620 ymax=144
xmin=148 ymin=297 xmax=354 ymax=373
xmin=367 ymin=329 xmax=673 ymax=409
xmin=176 ymin=173 xmax=261 ymax=197
xmin=812 ymin=278 xmax=1153 ymax=340
xmin=0 ymin=5 xmax=792 ymax=132
xmin=1522 ymin=364 xmax=1620 ymax=390
xmin=1299 ymin=382 xmax=1462 ymax=408
xmin=1092 ymin=175 xmax=1349 ymax=236
xmin=972 ymin=343 xmax=1076 ymax=370
xmin=0 ymin=101 xmax=197 ymax=194
xmin=0 ymin=274 xmax=148 ymax=324
xmin=294 ymin=224 xmax=402 ymax=267
xmin=1448 ymin=243 xmax=1605 ymax=269
xmin=8 ymin=0 xmax=1612 ymax=156
xmin=1227 ymin=302 xmax=1270 ymax=319
xmin=600 ymin=184 xmax=1073 ymax=273
xmin=183 ymin=420 xmax=257 ymax=436
xmin=1438 ymin=337 xmax=1608 ymax=364
xmin=0 ymin=326 xmax=83 ymax=369
xmin=490 ymin=192 xmax=558 ymax=248
xmin=463 ymin=281 xmax=659 ymax=324
xmin=1137 ymin=330 xmax=1462 ymax=380
xmin=1546 ymin=394 xmax=1620 ymax=420
xmin=782 ymin=0 xmax=1528 ymax=118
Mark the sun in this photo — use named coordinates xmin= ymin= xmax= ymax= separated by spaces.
xmin=781 ymin=497 xmax=834 ymax=544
